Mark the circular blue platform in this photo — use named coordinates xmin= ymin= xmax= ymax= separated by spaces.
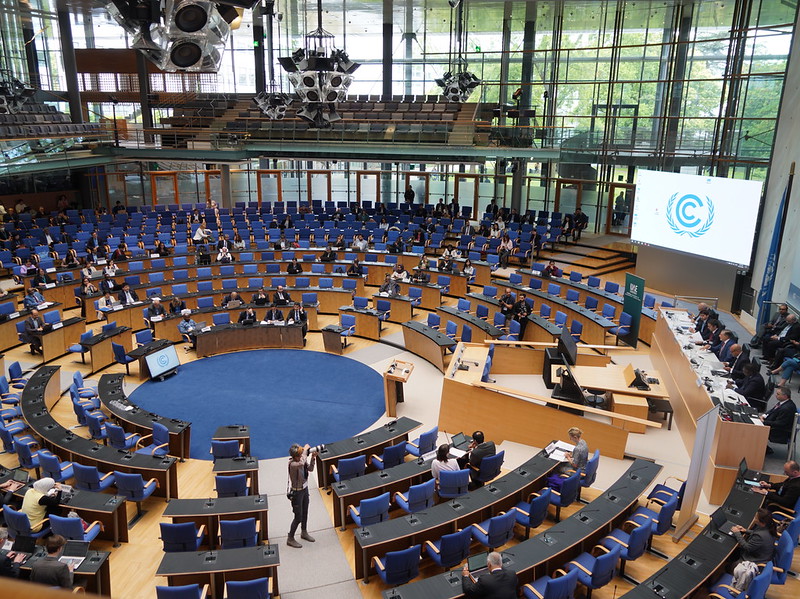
xmin=127 ymin=349 xmax=385 ymax=460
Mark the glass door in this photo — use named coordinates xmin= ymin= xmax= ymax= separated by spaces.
xmin=606 ymin=182 xmax=635 ymax=236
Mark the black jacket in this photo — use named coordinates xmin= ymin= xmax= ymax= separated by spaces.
xmin=462 ymin=567 xmax=518 ymax=599
xmin=766 ymin=475 xmax=800 ymax=510
xmin=763 ymin=399 xmax=798 ymax=444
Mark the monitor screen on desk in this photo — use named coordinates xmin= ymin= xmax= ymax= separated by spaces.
xmin=558 ymin=327 xmax=578 ymax=365
xmin=552 ymin=364 xmax=585 ymax=405
xmin=145 ymin=345 xmax=180 ymax=379
xmin=631 ymin=169 xmax=761 ymax=269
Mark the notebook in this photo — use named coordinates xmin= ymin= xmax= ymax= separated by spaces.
xmin=58 ymin=540 xmax=89 ymax=569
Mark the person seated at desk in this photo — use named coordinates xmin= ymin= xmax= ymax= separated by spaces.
xmin=390 ymin=263 xmax=409 ymax=281
xmin=696 ymin=318 xmax=722 ymax=348
xmin=31 ymin=268 xmax=52 ymax=287
xmin=286 ymin=302 xmax=308 ymax=340
xmin=97 ymin=291 xmax=116 ymax=320
xmin=463 ymin=259 xmax=475 ymax=281
xmin=441 ymin=244 xmax=461 ymax=260
xmin=273 ymin=286 xmax=292 ymax=306
xmin=725 ymin=344 xmax=750 ymax=381
xmin=760 ymin=386 xmax=798 ymax=449
xmin=692 ymin=302 xmax=719 ymax=330
xmin=287 ymin=258 xmax=303 ymax=275
xmin=438 ymin=255 xmax=457 ymax=272
xmin=196 ymin=244 xmax=211 ymax=266
xmin=264 ymin=306 xmax=284 ymax=323
xmin=217 ymin=247 xmax=234 ymax=263
xmin=499 ymin=287 xmax=515 ymax=320
xmin=169 ymin=296 xmax=186 ymax=315
xmin=103 ymin=261 xmax=119 ymax=278
xmin=193 ymin=224 xmax=212 ymax=245
xmin=118 ymin=283 xmax=139 ymax=305
xmin=387 ymin=238 xmax=403 ymax=254
xmin=543 ymin=260 xmax=560 ymax=278
xmin=431 ymin=444 xmax=459 ymax=486
xmin=22 ymin=477 xmax=63 ymax=534
xmin=347 ymin=259 xmax=363 ymax=276
xmin=352 ymin=234 xmax=368 ymax=252
xmin=0 ymin=527 xmax=21 ymax=578
xmin=63 ymin=249 xmax=78 ymax=268
xmin=729 ymin=508 xmax=777 ymax=565
xmin=753 ymin=460 xmax=800 ymax=509
xmin=216 ymin=234 xmax=231 ymax=252
xmin=23 ymin=287 xmax=46 ymax=310
xmin=512 ymin=292 xmax=532 ymax=337
xmin=30 ymin=534 xmax=73 ymax=589
xmin=320 ymin=246 xmax=336 ymax=262
xmin=379 ymin=274 xmax=400 ymax=296
xmin=461 ymin=551 xmax=517 ymax=598
xmin=761 ymin=314 xmax=800 ymax=363
xmin=456 ymin=431 xmax=496 ymax=490
xmin=111 ymin=243 xmax=127 ymax=262
xmin=222 ymin=290 xmax=243 ymax=306
xmin=178 ymin=310 xmax=198 ymax=351
xmin=332 ymin=234 xmax=346 ymax=250
xmin=252 ymin=288 xmax=270 ymax=306
xmin=238 ymin=307 xmax=258 ymax=324
xmin=99 ymin=274 xmax=119 ymax=295
xmin=145 ymin=298 xmax=166 ymax=328
xmin=729 ymin=362 xmax=766 ymax=409
xmin=78 ymin=277 xmax=98 ymax=318
xmin=714 ymin=329 xmax=735 ymax=362
xmin=23 ymin=308 xmax=44 ymax=354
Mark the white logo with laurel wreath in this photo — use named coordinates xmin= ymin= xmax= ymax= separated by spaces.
xmin=666 ymin=193 xmax=714 ymax=238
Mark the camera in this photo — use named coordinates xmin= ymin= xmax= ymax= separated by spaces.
xmin=309 ymin=444 xmax=325 ymax=454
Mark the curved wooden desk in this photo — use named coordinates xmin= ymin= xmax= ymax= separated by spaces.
xmin=401 ymin=321 xmax=456 ymax=372
xmin=195 ymin=322 xmax=304 ymax=357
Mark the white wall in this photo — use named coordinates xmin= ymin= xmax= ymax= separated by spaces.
xmin=749 ymin=9 xmax=800 ymax=318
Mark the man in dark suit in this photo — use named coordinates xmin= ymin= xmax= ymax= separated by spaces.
xmin=217 ymin=234 xmax=231 ymax=251
xmin=264 ymin=306 xmax=284 ymax=322
xmin=760 ymin=386 xmax=798 ymax=445
xmin=287 ymin=302 xmax=308 ymax=340
xmin=145 ymin=298 xmax=166 ymax=329
xmin=273 ymin=286 xmax=292 ymax=306
xmin=753 ymin=303 xmax=789 ymax=348
xmin=222 ymin=290 xmax=242 ymax=306
xmin=731 ymin=363 xmax=766 ymax=411
xmin=460 ymin=430 xmax=496 ymax=489
xmin=118 ymin=283 xmax=139 ymax=305
xmin=99 ymin=275 xmax=119 ymax=295
xmin=697 ymin=319 xmax=722 ymax=349
xmin=238 ymin=307 xmax=258 ymax=324
xmin=461 ymin=551 xmax=517 ymax=599
xmin=762 ymin=314 xmax=800 ymax=362
xmin=23 ymin=308 xmax=44 ymax=354
xmin=725 ymin=344 xmax=750 ymax=382
xmin=30 ymin=534 xmax=72 ymax=588
xmin=753 ymin=460 xmax=800 ymax=510
xmin=714 ymin=330 xmax=735 ymax=363
xmin=252 ymin=288 xmax=269 ymax=306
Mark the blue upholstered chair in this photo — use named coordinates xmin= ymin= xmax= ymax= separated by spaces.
xmin=565 ymin=543 xmax=621 ymax=599
xmin=471 ymin=450 xmax=504 ymax=486
xmin=211 ymin=439 xmax=242 ymax=460
xmin=219 ymin=517 xmax=259 ymax=549
xmin=135 ymin=421 xmax=170 ymax=456
xmin=372 ymin=544 xmax=421 ymax=586
xmin=438 ymin=469 xmax=470 ymax=499
xmin=515 ymin=487 xmax=552 ymax=538
xmin=370 ymin=441 xmax=406 ymax=470
xmin=708 ymin=561 xmax=772 ymax=599
xmin=4 ymin=505 xmax=51 ymax=539
xmin=394 ymin=478 xmax=436 ymax=515
xmin=522 ymin=567 xmax=579 ymax=599
xmin=50 ymin=513 xmax=103 ymax=543
xmin=226 ymin=577 xmax=271 ymax=599
xmin=114 ymin=471 xmax=158 ymax=518
xmin=599 ymin=519 xmax=653 ymax=577
xmin=549 ymin=469 xmax=581 ymax=522
xmin=160 ymin=522 xmax=206 ymax=552
xmin=424 ymin=527 xmax=473 ymax=571
xmin=471 ymin=509 xmax=517 ymax=550
xmin=215 ymin=474 xmax=249 ymax=498
xmin=39 ymin=451 xmax=74 ymax=483
xmin=331 ymin=455 xmax=366 ymax=483
xmin=106 ymin=422 xmax=141 ymax=450
xmin=348 ymin=492 xmax=391 ymax=527
xmin=73 ymin=463 xmax=116 ymax=492
xmin=155 ymin=584 xmax=208 ymax=599
xmin=112 ymin=342 xmax=135 ymax=374
xmin=406 ymin=426 xmax=437 ymax=457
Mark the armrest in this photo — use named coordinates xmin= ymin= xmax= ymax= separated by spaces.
xmin=516 ymin=507 xmax=530 ymax=517
xmin=330 ymin=464 xmax=338 ymax=474
xmin=603 ymin=535 xmax=628 ymax=548
xmin=394 ymin=492 xmax=408 ymax=503
xmin=372 ymin=556 xmax=385 ymax=572
xmin=553 ymin=569 xmax=568 ymax=577
xmin=99 ymin=472 xmax=113 ymax=481
xmin=136 ymin=434 xmax=153 ymax=449
xmin=594 ymin=544 xmax=611 ymax=555
xmin=197 ymin=524 xmax=206 ymax=539
xmin=523 ymin=584 xmax=544 ymax=599
xmin=145 ymin=478 xmax=159 ymax=489
xmin=371 ymin=454 xmax=383 ymax=465
xmin=568 ymin=561 xmax=592 ymax=575
xmin=424 ymin=540 xmax=440 ymax=555
xmin=200 ymin=584 xmax=210 ymax=599
xmin=85 ymin=521 xmax=104 ymax=534
xmin=647 ymin=497 xmax=667 ymax=507
xmin=348 ymin=505 xmax=360 ymax=516
xmin=406 ymin=440 xmax=419 ymax=449
xmin=60 ymin=463 xmax=72 ymax=472
xmin=472 ymin=523 xmax=488 ymax=535
xmin=125 ymin=433 xmax=138 ymax=441
xmin=551 ymin=489 xmax=562 ymax=498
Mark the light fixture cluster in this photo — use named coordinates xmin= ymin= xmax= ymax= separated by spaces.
xmin=253 ymin=90 xmax=292 ymax=120
xmin=107 ymin=0 xmax=241 ymax=72
xmin=0 ymin=71 xmax=35 ymax=114
xmin=436 ymin=70 xmax=480 ymax=103
xmin=275 ymin=0 xmax=360 ymax=128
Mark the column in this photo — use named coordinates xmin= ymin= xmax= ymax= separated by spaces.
xmin=220 ymin=165 xmax=233 ymax=208
xmin=56 ymin=0 xmax=82 ymax=122
xmin=382 ymin=0 xmax=393 ymax=98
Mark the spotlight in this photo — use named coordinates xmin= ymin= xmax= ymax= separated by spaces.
xmin=436 ymin=70 xmax=481 ymax=102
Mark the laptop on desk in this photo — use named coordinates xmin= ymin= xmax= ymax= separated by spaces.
xmin=467 ymin=551 xmax=489 ymax=581
xmin=9 ymin=535 xmax=37 ymax=564
xmin=226 ymin=300 xmax=243 ymax=309
xmin=1 ymin=469 xmax=30 ymax=492
xmin=447 ymin=432 xmax=469 ymax=458
xmin=710 ymin=510 xmax=737 ymax=535
xmin=737 ymin=458 xmax=761 ymax=485
xmin=58 ymin=540 xmax=89 ymax=569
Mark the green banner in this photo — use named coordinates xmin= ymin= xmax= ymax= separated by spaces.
xmin=621 ymin=273 xmax=645 ymax=348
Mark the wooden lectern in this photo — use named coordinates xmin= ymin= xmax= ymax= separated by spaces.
xmin=383 ymin=360 xmax=414 ymax=417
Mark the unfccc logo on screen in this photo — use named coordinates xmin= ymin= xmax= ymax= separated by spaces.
xmin=666 ymin=193 xmax=715 ymax=238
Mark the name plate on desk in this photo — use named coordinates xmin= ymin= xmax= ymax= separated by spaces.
xmin=96 ymin=259 xmax=107 ymax=265
xmin=112 ymin=305 xmax=123 ymax=311
xmin=46 ymin=268 xmax=57 ymax=273
xmin=150 ymin=253 xmax=160 ymax=258
xmin=44 ymin=283 xmax=56 ymax=289
xmin=9 ymin=311 xmax=19 ymax=319
xmin=150 ymin=315 xmax=163 ymax=322
xmin=52 ymin=322 xmax=63 ymax=330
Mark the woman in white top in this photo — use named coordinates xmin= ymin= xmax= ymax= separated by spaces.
xmin=430 ymin=444 xmax=460 ymax=484
xmin=103 ymin=261 xmax=119 ymax=277
xmin=232 ymin=232 xmax=246 ymax=251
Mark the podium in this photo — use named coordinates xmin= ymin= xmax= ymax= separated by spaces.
xmin=383 ymin=360 xmax=414 ymax=417
xmin=322 ymin=325 xmax=345 ymax=355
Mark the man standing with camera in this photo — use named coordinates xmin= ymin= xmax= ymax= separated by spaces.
xmin=287 ymin=443 xmax=318 ymax=548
